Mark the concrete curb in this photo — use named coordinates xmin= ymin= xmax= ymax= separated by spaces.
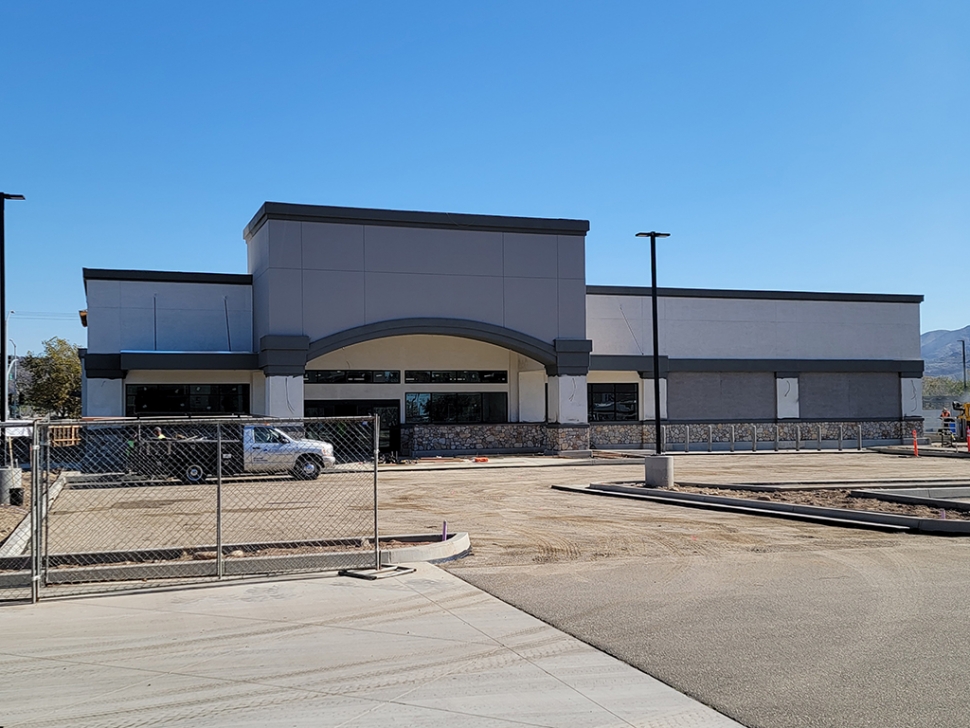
xmin=852 ymin=488 xmax=970 ymax=513
xmin=0 ymin=532 xmax=471 ymax=591
xmin=872 ymin=446 xmax=970 ymax=459
xmin=552 ymin=482 xmax=970 ymax=535
xmin=0 ymin=471 xmax=71 ymax=558
xmin=382 ymin=532 xmax=471 ymax=564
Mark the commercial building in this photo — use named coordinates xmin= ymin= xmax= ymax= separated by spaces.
xmin=80 ymin=203 xmax=924 ymax=454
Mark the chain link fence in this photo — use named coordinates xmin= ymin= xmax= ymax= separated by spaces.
xmin=0 ymin=416 xmax=379 ymax=601
xmin=0 ymin=421 xmax=33 ymax=601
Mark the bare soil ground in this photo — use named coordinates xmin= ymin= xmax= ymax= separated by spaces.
xmin=0 ymin=469 xmax=31 ymax=544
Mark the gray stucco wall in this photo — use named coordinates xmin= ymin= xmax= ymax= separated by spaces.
xmin=798 ymin=372 xmax=902 ymax=419
xmin=85 ymin=279 xmax=253 ymax=354
xmin=247 ymin=219 xmax=586 ymax=349
xmin=667 ymin=372 xmax=777 ymax=421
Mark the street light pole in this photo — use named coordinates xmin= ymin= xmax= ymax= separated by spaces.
xmin=962 ymin=340 xmax=967 ymax=391
xmin=636 ymin=231 xmax=670 ymax=455
xmin=0 ymin=193 xmax=25 ymax=425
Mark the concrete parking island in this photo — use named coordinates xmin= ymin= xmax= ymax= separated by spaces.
xmin=553 ymin=482 xmax=970 ymax=534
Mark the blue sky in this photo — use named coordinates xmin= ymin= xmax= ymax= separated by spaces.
xmin=1 ymin=1 xmax=968 ymax=355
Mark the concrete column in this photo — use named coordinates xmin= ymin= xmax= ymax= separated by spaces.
xmin=901 ymin=377 xmax=922 ymax=418
xmin=83 ymin=378 xmax=125 ymax=417
xmin=547 ymin=374 xmax=587 ymax=424
xmin=776 ymin=376 xmax=799 ymax=419
xmin=263 ymin=375 xmax=304 ymax=418
xmin=640 ymin=378 xmax=667 ymax=420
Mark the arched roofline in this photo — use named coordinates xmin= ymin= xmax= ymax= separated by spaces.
xmin=306 ymin=318 xmax=557 ymax=367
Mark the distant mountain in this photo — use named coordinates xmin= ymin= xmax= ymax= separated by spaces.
xmin=921 ymin=326 xmax=970 ymax=379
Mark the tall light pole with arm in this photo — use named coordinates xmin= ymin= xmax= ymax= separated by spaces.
xmin=635 ymin=231 xmax=670 ymax=455
xmin=0 ymin=193 xmax=25 ymax=425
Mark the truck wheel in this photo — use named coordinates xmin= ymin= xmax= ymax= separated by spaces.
xmin=293 ymin=455 xmax=322 ymax=480
xmin=182 ymin=464 xmax=206 ymax=484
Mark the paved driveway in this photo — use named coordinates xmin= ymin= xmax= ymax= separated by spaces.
xmin=377 ymin=452 xmax=970 ymax=728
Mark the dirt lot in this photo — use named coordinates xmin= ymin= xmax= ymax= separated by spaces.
xmin=0 ymin=470 xmax=30 ymax=544
xmin=376 ymin=451 xmax=970 ymax=567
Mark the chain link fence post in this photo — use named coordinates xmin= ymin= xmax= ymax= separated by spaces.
xmin=30 ymin=425 xmax=40 ymax=603
xmin=216 ymin=422 xmax=223 ymax=580
xmin=373 ymin=414 xmax=380 ymax=571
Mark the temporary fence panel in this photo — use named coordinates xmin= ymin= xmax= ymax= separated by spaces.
xmin=14 ymin=416 xmax=378 ymax=601
xmin=0 ymin=421 xmax=33 ymax=602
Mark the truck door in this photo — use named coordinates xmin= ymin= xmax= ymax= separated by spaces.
xmin=248 ymin=426 xmax=289 ymax=472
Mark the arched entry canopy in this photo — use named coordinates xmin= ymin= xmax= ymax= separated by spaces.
xmin=307 ymin=317 xmax=563 ymax=371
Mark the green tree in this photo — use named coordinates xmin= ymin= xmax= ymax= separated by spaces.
xmin=20 ymin=337 xmax=81 ymax=418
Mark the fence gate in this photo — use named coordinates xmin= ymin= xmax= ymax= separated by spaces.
xmin=0 ymin=416 xmax=379 ymax=602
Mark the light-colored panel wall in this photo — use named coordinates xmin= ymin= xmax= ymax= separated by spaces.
xmin=776 ymin=377 xmax=799 ymax=419
xmin=901 ymin=377 xmax=922 ymax=418
xmin=518 ymin=370 xmax=546 ymax=422
xmin=586 ymin=371 xmax=641 ymax=384
xmin=307 ymin=335 xmax=514 ymax=371
xmin=86 ymin=280 xmax=254 ymax=354
xmin=84 ymin=378 xmax=124 ymax=417
xmin=588 ymin=294 xmax=922 ymax=360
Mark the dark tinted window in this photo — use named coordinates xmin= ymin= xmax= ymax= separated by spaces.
xmin=405 ymin=370 xmax=507 ymax=384
xmin=588 ymin=383 xmax=638 ymax=422
xmin=405 ymin=392 xmax=508 ymax=424
xmin=305 ymin=370 xmax=400 ymax=384
xmin=126 ymin=384 xmax=249 ymax=417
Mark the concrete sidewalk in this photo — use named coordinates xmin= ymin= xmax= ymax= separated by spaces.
xmin=0 ymin=563 xmax=742 ymax=728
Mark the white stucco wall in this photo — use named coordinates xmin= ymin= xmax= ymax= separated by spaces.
xmin=776 ymin=376 xmax=799 ymax=419
xmin=83 ymin=378 xmax=124 ymax=417
xmin=587 ymin=294 xmax=922 ymax=361
xmin=901 ymin=377 xmax=922 ymax=418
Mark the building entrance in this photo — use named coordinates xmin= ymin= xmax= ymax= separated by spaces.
xmin=304 ymin=399 xmax=400 ymax=453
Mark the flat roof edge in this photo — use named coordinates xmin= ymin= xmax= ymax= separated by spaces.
xmin=83 ymin=269 xmax=253 ymax=286
xmin=243 ymin=202 xmax=590 ymax=239
xmin=586 ymin=285 xmax=924 ymax=304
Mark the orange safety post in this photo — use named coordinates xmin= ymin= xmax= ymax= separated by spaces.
xmin=912 ymin=429 xmax=918 ymax=457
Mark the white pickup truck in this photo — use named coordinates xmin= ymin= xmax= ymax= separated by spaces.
xmin=132 ymin=423 xmax=337 ymax=483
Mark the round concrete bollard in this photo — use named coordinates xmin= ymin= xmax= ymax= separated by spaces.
xmin=644 ymin=455 xmax=674 ymax=488
xmin=0 ymin=467 xmax=19 ymax=506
